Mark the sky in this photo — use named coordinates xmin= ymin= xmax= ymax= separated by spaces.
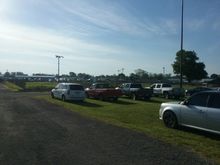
xmin=0 ymin=0 xmax=219 ymax=76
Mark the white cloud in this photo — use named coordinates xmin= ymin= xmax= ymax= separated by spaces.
xmin=186 ymin=19 xmax=206 ymax=31
xmin=0 ymin=21 xmax=125 ymax=57
xmin=53 ymin=0 xmax=178 ymax=37
xmin=0 ymin=20 xmax=133 ymax=74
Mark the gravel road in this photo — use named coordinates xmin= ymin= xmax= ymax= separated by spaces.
xmin=0 ymin=83 xmax=216 ymax=165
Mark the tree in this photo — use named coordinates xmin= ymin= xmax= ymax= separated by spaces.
xmin=210 ymin=74 xmax=219 ymax=79
xmin=172 ymin=50 xmax=207 ymax=83
xmin=69 ymin=72 xmax=76 ymax=77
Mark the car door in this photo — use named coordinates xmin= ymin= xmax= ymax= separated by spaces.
xmin=180 ymin=92 xmax=209 ymax=129
xmin=154 ymin=84 xmax=161 ymax=94
xmin=57 ymin=84 xmax=64 ymax=99
xmin=122 ymin=84 xmax=130 ymax=95
xmin=206 ymin=93 xmax=220 ymax=132
xmin=88 ymin=84 xmax=96 ymax=97
xmin=53 ymin=84 xmax=60 ymax=98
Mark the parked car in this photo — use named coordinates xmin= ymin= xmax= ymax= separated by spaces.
xmin=185 ymin=86 xmax=213 ymax=97
xmin=159 ymin=90 xmax=220 ymax=135
xmin=85 ymin=83 xmax=122 ymax=101
xmin=119 ymin=83 xmax=153 ymax=100
xmin=151 ymin=83 xmax=185 ymax=99
xmin=165 ymin=87 xmax=185 ymax=99
xmin=51 ymin=83 xmax=86 ymax=101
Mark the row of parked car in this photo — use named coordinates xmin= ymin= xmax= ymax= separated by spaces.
xmin=51 ymin=82 xmax=152 ymax=101
xmin=51 ymin=82 xmax=219 ymax=102
xmin=51 ymin=82 xmax=220 ymax=135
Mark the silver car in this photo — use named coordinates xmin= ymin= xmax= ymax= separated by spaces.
xmin=51 ymin=83 xmax=86 ymax=101
xmin=159 ymin=91 xmax=220 ymax=135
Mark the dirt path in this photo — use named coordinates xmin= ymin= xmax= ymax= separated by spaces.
xmin=0 ymin=84 xmax=215 ymax=165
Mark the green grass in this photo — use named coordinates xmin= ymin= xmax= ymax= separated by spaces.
xmin=39 ymin=96 xmax=220 ymax=164
xmin=3 ymin=81 xmax=23 ymax=91
xmin=25 ymin=82 xmax=57 ymax=91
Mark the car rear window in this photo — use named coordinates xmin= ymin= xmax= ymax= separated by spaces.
xmin=69 ymin=85 xmax=84 ymax=90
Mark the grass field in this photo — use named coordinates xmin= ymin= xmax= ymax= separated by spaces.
xmin=3 ymin=81 xmax=23 ymax=91
xmin=40 ymin=96 xmax=220 ymax=164
xmin=25 ymin=82 xmax=57 ymax=91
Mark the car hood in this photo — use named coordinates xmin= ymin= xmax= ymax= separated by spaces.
xmin=161 ymin=101 xmax=180 ymax=106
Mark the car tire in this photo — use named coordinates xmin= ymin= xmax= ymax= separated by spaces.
xmin=131 ymin=93 xmax=136 ymax=100
xmin=163 ymin=92 xmax=169 ymax=99
xmin=62 ymin=95 xmax=66 ymax=102
xmin=99 ymin=94 xmax=105 ymax=101
xmin=51 ymin=92 xmax=54 ymax=98
xmin=163 ymin=111 xmax=178 ymax=129
xmin=85 ymin=92 xmax=89 ymax=98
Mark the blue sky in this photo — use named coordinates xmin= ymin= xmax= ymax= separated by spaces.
xmin=0 ymin=0 xmax=219 ymax=76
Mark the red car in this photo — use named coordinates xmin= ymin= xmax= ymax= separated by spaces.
xmin=85 ymin=83 xmax=122 ymax=101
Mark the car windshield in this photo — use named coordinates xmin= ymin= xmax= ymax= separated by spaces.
xmin=96 ymin=84 xmax=112 ymax=88
xmin=69 ymin=85 xmax=84 ymax=90
xmin=130 ymin=84 xmax=142 ymax=88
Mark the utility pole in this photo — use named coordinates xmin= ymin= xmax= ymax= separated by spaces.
xmin=180 ymin=0 xmax=184 ymax=88
xmin=55 ymin=55 xmax=64 ymax=82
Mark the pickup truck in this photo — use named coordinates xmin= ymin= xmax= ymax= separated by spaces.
xmin=119 ymin=83 xmax=153 ymax=100
xmin=85 ymin=83 xmax=122 ymax=101
xmin=150 ymin=83 xmax=184 ymax=99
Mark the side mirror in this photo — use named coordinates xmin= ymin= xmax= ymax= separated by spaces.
xmin=181 ymin=100 xmax=189 ymax=105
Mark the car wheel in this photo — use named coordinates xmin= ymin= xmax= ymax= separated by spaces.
xmin=163 ymin=111 xmax=178 ymax=129
xmin=85 ymin=92 xmax=89 ymax=98
xmin=131 ymin=93 xmax=136 ymax=100
xmin=99 ymin=94 xmax=105 ymax=101
xmin=62 ymin=95 xmax=66 ymax=102
xmin=144 ymin=96 xmax=149 ymax=100
xmin=163 ymin=92 xmax=169 ymax=99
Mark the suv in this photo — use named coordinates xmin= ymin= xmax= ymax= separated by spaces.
xmin=151 ymin=83 xmax=173 ymax=97
xmin=51 ymin=83 xmax=86 ymax=101
xmin=151 ymin=83 xmax=185 ymax=99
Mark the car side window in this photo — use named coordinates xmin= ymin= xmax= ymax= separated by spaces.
xmin=91 ymin=84 xmax=95 ymax=89
xmin=188 ymin=93 xmax=209 ymax=107
xmin=151 ymin=84 xmax=155 ymax=88
xmin=156 ymin=84 xmax=160 ymax=88
xmin=125 ymin=84 xmax=130 ymax=88
xmin=208 ymin=94 xmax=220 ymax=109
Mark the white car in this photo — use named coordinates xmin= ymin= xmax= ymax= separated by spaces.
xmin=51 ymin=83 xmax=86 ymax=101
xmin=159 ymin=91 xmax=220 ymax=135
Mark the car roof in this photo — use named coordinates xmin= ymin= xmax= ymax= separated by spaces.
xmin=197 ymin=90 xmax=220 ymax=94
xmin=59 ymin=83 xmax=81 ymax=86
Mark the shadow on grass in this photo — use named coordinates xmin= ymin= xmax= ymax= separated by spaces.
xmin=149 ymin=97 xmax=182 ymax=104
xmin=178 ymin=126 xmax=220 ymax=141
xmin=112 ymin=99 xmax=136 ymax=105
xmin=67 ymin=100 xmax=103 ymax=108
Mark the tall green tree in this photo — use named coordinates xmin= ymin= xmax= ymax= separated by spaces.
xmin=172 ymin=50 xmax=207 ymax=83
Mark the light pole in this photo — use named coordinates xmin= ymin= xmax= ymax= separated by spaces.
xmin=180 ymin=0 xmax=184 ymax=88
xmin=55 ymin=55 xmax=64 ymax=81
